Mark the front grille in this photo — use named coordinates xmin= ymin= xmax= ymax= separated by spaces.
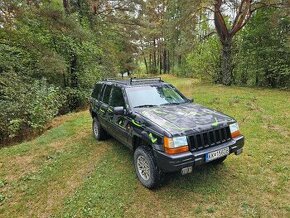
xmin=189 ymin=127 xmax=232 ymax=151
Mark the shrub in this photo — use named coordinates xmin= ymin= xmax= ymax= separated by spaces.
xmin=61 ymin=87 xmax=89 ymax=113
xmin=0 ymin=73 xmax=65 ymax=141
xmin=185 ymin=37 xmax=221 ymax=82
xmin=26 ymin=79 xmax=65 ymax=129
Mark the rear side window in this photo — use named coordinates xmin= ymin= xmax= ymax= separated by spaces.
xmin=92 ymin=83 xmax=102 ymax=99
xmin=110 ymin=87 xmax=125 ymax=107
xmin=102 ymin=85 xmax=112 ymax=104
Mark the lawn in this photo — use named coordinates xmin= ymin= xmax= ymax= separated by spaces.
xmin=0 ymin=75 xmax=289 ymax=217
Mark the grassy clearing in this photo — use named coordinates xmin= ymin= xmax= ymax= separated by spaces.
xmin=0 ymin=75 xmax=289 ymax=217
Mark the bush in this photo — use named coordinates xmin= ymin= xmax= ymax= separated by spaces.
xmin=0 ymin=73 xmax=65 ymax=141
xmin=180 ymin=37 xmax=220 ymax=81
xmin=61 ymin=88 xmax=89 ymax=113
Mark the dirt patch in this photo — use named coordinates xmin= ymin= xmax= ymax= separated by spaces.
xmin=263 ymin=124 xmax=290 ymax=138
xmin=4 ymin=155 xmax=38 ymax=182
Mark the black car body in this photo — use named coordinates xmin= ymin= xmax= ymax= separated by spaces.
xmin=89 ymin=78 xmax=244 ymax=188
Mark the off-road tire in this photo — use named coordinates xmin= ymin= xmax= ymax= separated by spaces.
xmin=210 ymin=156 xmax=227 ymax=165
xmin=134 ymin=146 xmax=162 ymax=189
xmin=92 ymin=117 xmax=107 ymax=140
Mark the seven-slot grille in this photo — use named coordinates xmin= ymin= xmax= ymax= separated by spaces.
xmin=189 ymin=127 xmax=232 ymax=151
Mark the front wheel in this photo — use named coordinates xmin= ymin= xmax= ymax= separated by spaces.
xmin=134 ymin=146 xmax=162 ymax=189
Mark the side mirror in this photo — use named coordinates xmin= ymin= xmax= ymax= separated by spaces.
xmin=113 ymin=106 xmax=125 ymax=115
xmin=189 ymin=98 xmax=194 ymax=103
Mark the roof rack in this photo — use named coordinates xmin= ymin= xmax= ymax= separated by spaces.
xmin=129 ymin=77 xmax=163 ymax=85
xmin=105 ymin=78 xmax=128 ymax=85
xmin=104 ymin=77 xmax=163 ymax=85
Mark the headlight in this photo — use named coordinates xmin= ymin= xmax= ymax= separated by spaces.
xmin=164 ymin=136 xmax=189 ymax=154
xmin=229 ymin=123 xmax=241 ymax=138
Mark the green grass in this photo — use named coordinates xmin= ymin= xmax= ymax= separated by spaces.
xmin=0 ymin=75 xmax=289 ymax=217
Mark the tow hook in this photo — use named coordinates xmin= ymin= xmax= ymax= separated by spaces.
xmin=181 ymin=166 xmax=193 ymax=175
xmin=235 ymin=148 xmax=243 ymax=155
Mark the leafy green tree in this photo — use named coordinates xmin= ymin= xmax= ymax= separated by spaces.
xmin=0 ymin=0 xmax=139 ymax=141
xmin=210 ymin=0 xmax=287 ymax=85
xmin=235 ymin=8 xmax=290 ymax=88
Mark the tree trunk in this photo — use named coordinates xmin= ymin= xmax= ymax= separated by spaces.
xmin=220 ymin=38 xmax=233 ymax=86
xmin=163 ymin=49 xmax=167 ymax=74
xmin=159 ymin=46 xmax=162 ymax=74
xmin=69 ymin=53 xmax=80 ymax=110
xmin=255 ymin=72 xmax=259 ymax=86
xmin=178 ymin=55 xmax=182 ymax=67
xmin=70 ymin=54 xmax=78 ymax=88
xmin=63 ymin=0 xmax=69 ymax=14
xmin=149 ymin=53 xmax=152 ymax=73
xmin=144 ymin=57 xmax=148 ymax=74
xmin=153 ymin=39 xmax=157 ymax=73
xmin=167 ymin=50 xmax=170 ymax=73
xmin=213 ymin=0 xmax=255 ymax=86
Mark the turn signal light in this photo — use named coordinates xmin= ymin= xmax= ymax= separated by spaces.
xmin=231 ymin=130 xmax=241 ymax=138
xmin=165 ymin=146 xmax=189 ymax=155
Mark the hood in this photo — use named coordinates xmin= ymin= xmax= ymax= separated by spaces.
xmin=135 ymin=103 xmax=234 ymax=136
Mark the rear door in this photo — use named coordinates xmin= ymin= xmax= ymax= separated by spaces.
xmin=90 ymin=83 xmax=103 ymax=113
xmin=98 ymin=84 xmax=112 ymax=130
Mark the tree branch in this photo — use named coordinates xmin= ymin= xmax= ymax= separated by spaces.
xmin=251 ymin=2 xmax=288 ymax=13
xmin=214 ymin=0 xmax=230 ymax=42
xmin=231 ymin=0 xmax=252 ymax=36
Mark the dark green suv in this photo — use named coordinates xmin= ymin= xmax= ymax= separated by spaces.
xmin=89 ymin=78 xmax=244 ymax=189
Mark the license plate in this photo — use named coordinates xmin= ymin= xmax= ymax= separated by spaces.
xmin=205 ymin=147 xmax=229 ymax=162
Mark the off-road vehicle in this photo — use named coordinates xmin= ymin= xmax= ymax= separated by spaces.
xmin=89 ymin=78 xmax=244 ymax=189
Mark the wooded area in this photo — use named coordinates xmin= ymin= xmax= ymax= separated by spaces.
xmin=0 ymin=0 xmax=289 ymax=142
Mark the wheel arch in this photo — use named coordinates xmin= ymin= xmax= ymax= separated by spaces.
xmin=91 ymin=110 xmax=98 ymax=119
xmin=132 ymin=133 xmax=152 ymax=151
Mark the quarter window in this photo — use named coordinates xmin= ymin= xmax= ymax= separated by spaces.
xmin=92 ymin=83 xmax=102 ymax=99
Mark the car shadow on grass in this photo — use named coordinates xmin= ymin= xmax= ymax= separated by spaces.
xmin=161 ymin=164 xmax=227 ymax=191
xmin=106 ymin=138 xmax=231 ymax=193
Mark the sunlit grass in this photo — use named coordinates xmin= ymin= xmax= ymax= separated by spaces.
xmin=0 ymin=76 xmax=289 ymax=217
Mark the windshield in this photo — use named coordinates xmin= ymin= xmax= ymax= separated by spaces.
xmin=126 ymin=85 xmax=188 ymax=108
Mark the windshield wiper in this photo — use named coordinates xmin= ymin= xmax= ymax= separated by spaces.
xmin=161 ymin=102 xmax=183 ymax=106
xmin=134 ymin=104 xmax=157 ymax=108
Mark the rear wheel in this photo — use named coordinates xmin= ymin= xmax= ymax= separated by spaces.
xmin=134 ymin=146 xmax=162 ymax=189
xmin=92 ymin=117 xmax=107 ymax=140
xmin=210 ymin=156 xmax=227 ymax=165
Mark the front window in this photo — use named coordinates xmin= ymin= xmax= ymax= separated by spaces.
xmin=102 ymin=85 xmax=112 ymax=104
xmin=110 ymin=87 xmax=125 ymax=107
xmin=126 ymin=85 xmax=188 ymax=108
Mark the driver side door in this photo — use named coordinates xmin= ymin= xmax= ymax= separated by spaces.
xmin=107 ymin=86 xmax=129 ymax=145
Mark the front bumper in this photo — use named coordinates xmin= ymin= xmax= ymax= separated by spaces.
xmin=154 ymin=135 xmax=244 ymax=173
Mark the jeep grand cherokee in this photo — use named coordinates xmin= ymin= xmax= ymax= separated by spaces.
xmin=89 ymin=78 xmax=244 ymax=189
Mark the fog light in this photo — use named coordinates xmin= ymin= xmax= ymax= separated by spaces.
xmin=181 ymin=166 xmax=193 ymax=175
